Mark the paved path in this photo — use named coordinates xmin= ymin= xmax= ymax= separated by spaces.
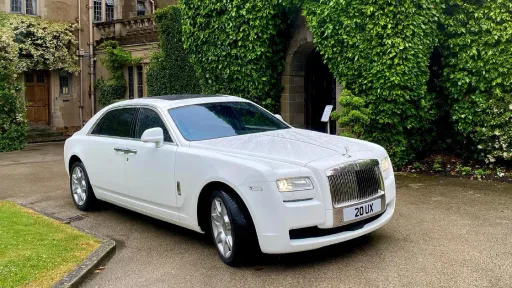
xmin=1 ymin=143 xmax=511 ymax=288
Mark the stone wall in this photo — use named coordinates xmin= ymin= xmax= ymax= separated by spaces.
xmin=280 ymin=15 xmax=341 ymax=133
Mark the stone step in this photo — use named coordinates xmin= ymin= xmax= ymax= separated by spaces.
xmin=27 ymin=135 xmax=69 ymax=143
xmin=27 ymin=125 xmax=69 ymax=143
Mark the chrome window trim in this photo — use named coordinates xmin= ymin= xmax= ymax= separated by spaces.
xmin=87 ymin=104 xmax=179 ymax=147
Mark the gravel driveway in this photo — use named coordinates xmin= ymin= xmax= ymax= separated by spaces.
xmin=1 ymin=143 xmax=511 ymax=288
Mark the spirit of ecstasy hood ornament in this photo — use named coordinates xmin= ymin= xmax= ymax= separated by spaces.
xmin=344 ymin=145 xmax=352 ymax=158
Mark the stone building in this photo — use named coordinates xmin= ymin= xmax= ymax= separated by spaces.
xmin=0 ymin=0 xmax=175 ymax=130
xmin=2 ymin=0 xmax=339 ymax=134
xmin=1 ymin=0 xmax=93 ymax=128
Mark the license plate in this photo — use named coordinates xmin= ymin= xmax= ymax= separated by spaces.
xmin=343 ymin=198 xmax=382 ymax=222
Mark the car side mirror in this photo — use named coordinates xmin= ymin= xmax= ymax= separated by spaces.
xmin=274 ymin=114 xmax=284 ymax=121
xmin=141 ymin=127 xmax=164 ymax=148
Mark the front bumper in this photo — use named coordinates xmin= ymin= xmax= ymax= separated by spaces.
xmin=237 ymin=173 xmax=396 ymax=254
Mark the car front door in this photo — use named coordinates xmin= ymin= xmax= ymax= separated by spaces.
xmin=86 ymin=107 xmax=138 ymax=198
xmin=125 ymin=107 xmax=179 ymax=221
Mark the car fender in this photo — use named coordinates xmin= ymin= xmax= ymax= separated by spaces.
xmin=175 ymin=146 xmax=281 ymax=229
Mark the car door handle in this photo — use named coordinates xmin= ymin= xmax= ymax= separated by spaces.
xmin=114 ymin=148 xmax=137 ymax=155
xmin=114 ymin=147 xmax=127 ymax=153
xmin=125 ymin=149 xmax=137 ymax=155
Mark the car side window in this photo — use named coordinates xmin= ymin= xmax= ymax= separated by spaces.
xmin=91 ymin=108 xmax=137 ymax=138
xmin=134 ymin=108 xmax=172 ymax=143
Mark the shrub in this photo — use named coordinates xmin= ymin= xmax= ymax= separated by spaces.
xmin=330 ymin=86 xmax=370 ymax=139
xmin=0 ymin=13 xmax=26 ymax=152
xmin=442 ymin=0 xmax=512 ymax=162
xmin=181 ymin=0 xmax=299 ymax=112
xmin=146 ymin=6 xmax=201 ymax=96
xmin=96 ymin=41 xmax=140 ymax=107
xmin=1 ymin=12 xmax=78 ymax=73
xmin=0 ymin=82 xmax=27 ymax=152
xmin=303 ymin=0 xmax=443 ymax=166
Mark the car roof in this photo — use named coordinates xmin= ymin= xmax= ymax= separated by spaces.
xmin=108 ymin=94 xmax=250 ymax=110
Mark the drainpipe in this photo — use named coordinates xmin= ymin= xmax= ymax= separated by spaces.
xmin=149 ymin=0 xmax=155 ymax=14
xmin=88 ymin=0 xmax=95 ymax=116
xmin=77 ymin=1 xmax=84 ymax=128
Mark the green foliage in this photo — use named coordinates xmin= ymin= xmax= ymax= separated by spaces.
xmin=303 ymin=0 xmax=443 ymax=166
xmin=0 ymin=14 xmax=26 ymax=152
xmin=331 ymin=86 xmax=370 ymax=139
xmin=146 ymin=5 xmax=201 ymax=96
xmin=0 ymin=82 xmax=27 ymax=152
xmin=181 ymin=0 xmax=299 ymax=112
xmin=442 ymin=0 xmax=512 ymax=163
xmin=461 ymin=166 xmax=471 ymax=176
xmin=0 ymin=12 xmax=78 ymax=73
xmin=96 ymin=41 xmax=140 ymax=107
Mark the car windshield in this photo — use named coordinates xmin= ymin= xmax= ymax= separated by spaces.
xmin=168 ymin=101 xmax=289 ymax=141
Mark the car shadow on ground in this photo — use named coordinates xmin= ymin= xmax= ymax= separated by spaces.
xmin=90 ymin=201 xmax=385 ymax=268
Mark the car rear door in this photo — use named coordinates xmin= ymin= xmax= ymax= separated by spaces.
xmin=86 ymin=107 xmax=138 ymax=199
xmin=124 ymin=107 xmax=179 ymax=221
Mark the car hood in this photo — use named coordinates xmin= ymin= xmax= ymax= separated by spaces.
xmin=189 ymin=128 xmax=375 ymax=166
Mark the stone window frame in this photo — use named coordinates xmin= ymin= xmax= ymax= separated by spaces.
xmin=59 ymin=72 xmax=72 ymax=96
xmin=136 ymin=1 xmax=146 ymax=16
xmin=126 ymin=64 xmax=146 ymax=99
xmin=94 ymin=0 xmax=116 ymax=23
xmin=11 ymin=0 xmax=37 ymax=15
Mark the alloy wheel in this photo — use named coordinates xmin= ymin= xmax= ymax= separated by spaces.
xmin=211 ymin=197 xmax=233 ymax=258
xmin=71 ymin=166 xmax=87 ymax=206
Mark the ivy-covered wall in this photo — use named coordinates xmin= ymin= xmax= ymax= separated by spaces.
xmin=181 ymin=0 xmax=298 ymax=112
xmin=146 ymin=5 xmax=201 ymax=96
xmin=96 ymin=41 xmax=140 ymax=107
xmin=147 ymin=1 xmax=512 ymax=166
xmin=304 ymin=0 xmax=443 ymax=167
xmin=442 ymin=0 xmax=512 ymax=163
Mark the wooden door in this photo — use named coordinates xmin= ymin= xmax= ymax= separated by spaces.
xmin=25 ymin=71 xmax=50 ymax=124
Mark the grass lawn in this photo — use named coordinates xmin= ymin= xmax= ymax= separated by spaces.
xmin=0 ymin=201 xmax=100 ymax=288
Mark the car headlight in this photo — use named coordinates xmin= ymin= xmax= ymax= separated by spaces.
xmin=276 ymin=177 xmax=314 ymax=192
xmin=380 ymin=156 xmax=391 ymax=172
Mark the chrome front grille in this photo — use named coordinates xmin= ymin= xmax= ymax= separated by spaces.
xmin=326 ymin=159 xmax=384 ymax=208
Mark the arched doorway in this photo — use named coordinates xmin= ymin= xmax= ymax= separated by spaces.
xmin=304 ymin=50 xmax=336 ymax=133
xmin=280 ymin=17 xmax=338 ymax=134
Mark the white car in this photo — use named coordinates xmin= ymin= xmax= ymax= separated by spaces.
xmin=64 ymin=95 xmax=396 ymax=266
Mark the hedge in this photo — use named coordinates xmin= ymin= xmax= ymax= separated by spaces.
xmin=146 ymin=6 xmax=201 ymax=96
xmin=149 ymin=1 xmax=512 ymax=166
xmin=181 ymin=0 xmax=299 ymax=112
xmin=442 ymin=0 xmax=512 ymax=162
xmin=303 ymin=0 xmax=443 ymax=167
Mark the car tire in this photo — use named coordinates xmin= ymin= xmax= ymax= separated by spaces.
xmin=69 ymin=162 xmax=97 ymax=211
xmin=209 ymin=190 xmax=257 ymax=266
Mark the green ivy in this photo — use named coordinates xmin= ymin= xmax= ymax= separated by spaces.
xmin=0 ymin=14 xmax=22 ymax=152
xmin=96 ymin=41 xmax=140 ymax=107
xmin=0 ymin=12 xmax=78 ymax=74
xmin=181 ymin=0 xmax=299 ymax=112
xmin=303 ymin=0 xmax=443 ymax=166
xmin=442 ymin=0 xmax=512 ymax=162
xmin=0 ymin=82 xmax=27 ymax=152
xmin=146 ymin=5 xmax=201 ymax=96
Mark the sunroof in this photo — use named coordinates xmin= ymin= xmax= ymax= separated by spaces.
xmin=150 ymin=94 xmax=228 ymax=101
